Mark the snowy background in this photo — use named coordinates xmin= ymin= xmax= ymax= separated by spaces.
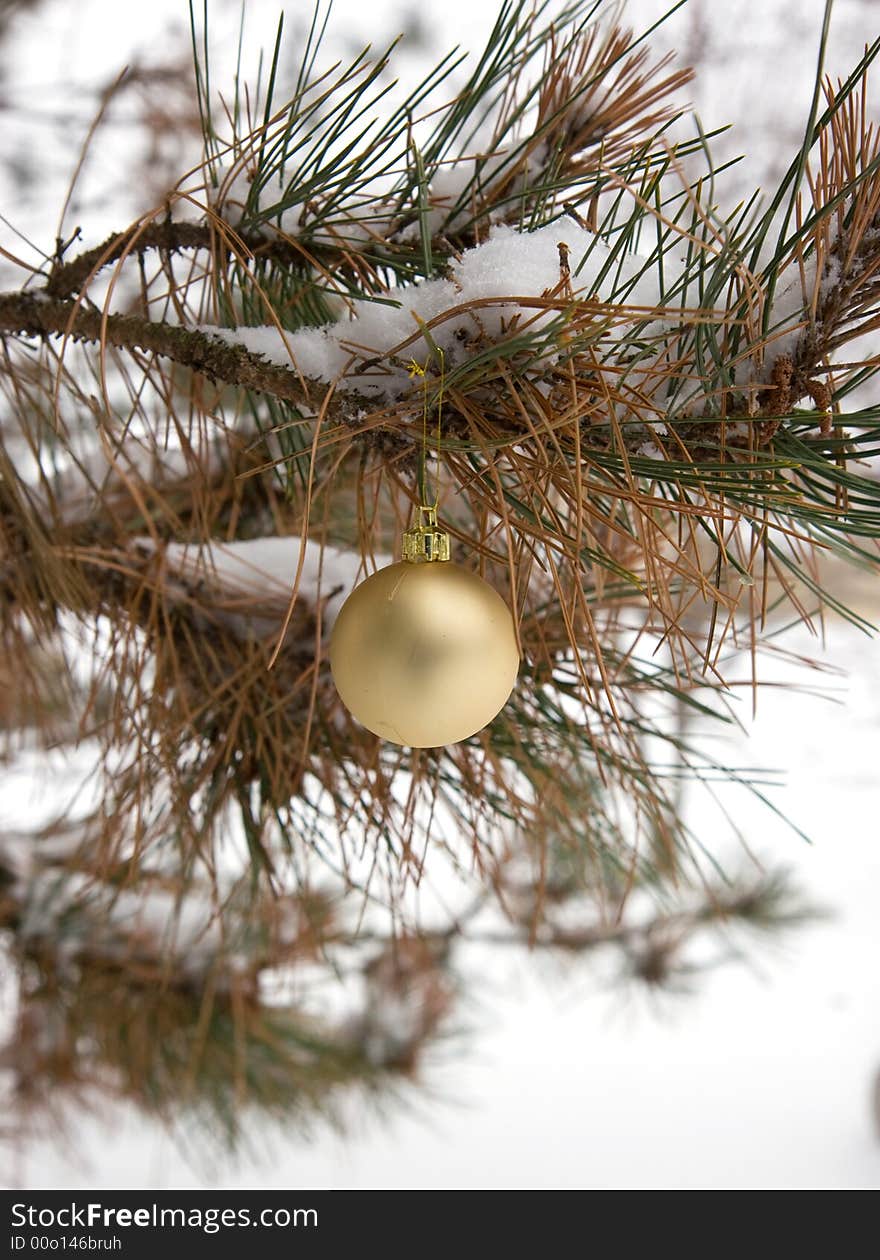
xmin=1 ymin=0 xmax=879 ymax=1190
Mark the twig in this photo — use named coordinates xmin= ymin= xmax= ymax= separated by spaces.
xmin=0 ymin=290 xmax=328 ymax=410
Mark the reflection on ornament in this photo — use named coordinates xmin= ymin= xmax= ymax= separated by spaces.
xmin=329 ymin=508 xmax=519 ymax=748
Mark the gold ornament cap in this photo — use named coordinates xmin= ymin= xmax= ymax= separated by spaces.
xmin=401 ymin=504 xmax=450 ymax=564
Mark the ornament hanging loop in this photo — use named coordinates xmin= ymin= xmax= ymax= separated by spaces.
xmin=404 ymin=342 xmax=449 ymax=563
xmin=402 ymin=503 xmax=450 ymax=563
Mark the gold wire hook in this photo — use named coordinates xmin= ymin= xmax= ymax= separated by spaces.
xmin=403 ymin=347 xmax=449 ymax=563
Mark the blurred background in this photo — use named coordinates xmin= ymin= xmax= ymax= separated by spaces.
xmin=0 ymin=0 xmax=879 ymax=1189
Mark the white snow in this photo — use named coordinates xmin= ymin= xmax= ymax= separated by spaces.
xmin=764 ymin=255 xmax=817 ymax=366
xmin=636 ymin=440 xmax=665 ymax=460
xmin=203 ymin=219 xmax=678 ymax=397
xmin=158 ymin=537 xmax=384 ymax=635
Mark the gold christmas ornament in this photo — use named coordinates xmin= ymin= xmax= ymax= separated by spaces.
xmin=329 ymin=507 xmax=520 ymax=748
xmin=330 ymin=352 xmax=519 ymax=746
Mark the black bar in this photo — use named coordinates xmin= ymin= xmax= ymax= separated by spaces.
xmin=0 ymin=1189 xmax=640 ymax=1256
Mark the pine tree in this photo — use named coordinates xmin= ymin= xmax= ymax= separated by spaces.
xmin=0 ymin=0 xmax=875 ymax=1148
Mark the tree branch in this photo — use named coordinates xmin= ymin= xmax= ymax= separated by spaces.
xmin=0 ymin=289 xmax=327 ymax=409
xmin=43 ymin=220 xmax=352 ymax=300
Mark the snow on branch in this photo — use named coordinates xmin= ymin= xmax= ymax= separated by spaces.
xmin=202 ymin=220 xmax=685 ymax=398
xmin=152 ymin=536 xmax=383 ymax=639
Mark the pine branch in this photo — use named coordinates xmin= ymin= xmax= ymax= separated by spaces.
xmin=0 ymin=290 xmax=334 ymax=410
xmin=44 ymin=221 xmax=318 ymax=300
xmin=2 ymin=0 xmax=877 ymax=953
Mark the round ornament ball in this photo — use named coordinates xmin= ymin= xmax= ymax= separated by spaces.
xmin=329 ymin=559 xmax=519 ymax=748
